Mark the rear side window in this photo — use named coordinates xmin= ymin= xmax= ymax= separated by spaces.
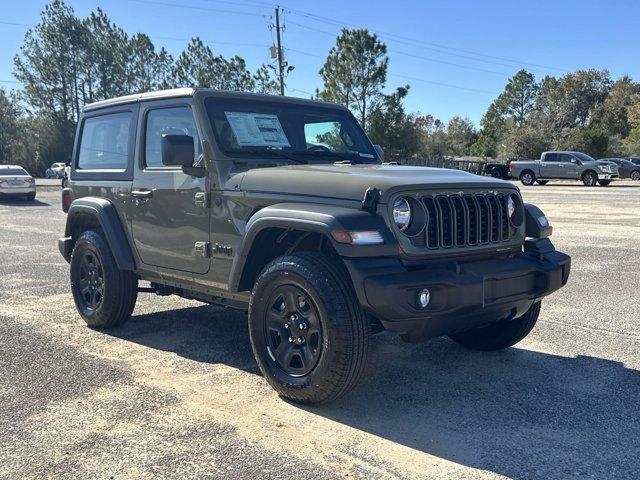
xmin=544 ymin=153 xmax=558 ymax=162
xmin=77 ymin=112 xmax=132 ymax=170
xmin=144 ymin=107 xmax=200 ymax=168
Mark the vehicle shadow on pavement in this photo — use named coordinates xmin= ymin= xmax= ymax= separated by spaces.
xmin=108 ymin=304 xmax=259 ymax=374
xmin=110 ymin=305 xmax=639 ymax=479
xmin=313 ymin=333 xmax=640 ymax=479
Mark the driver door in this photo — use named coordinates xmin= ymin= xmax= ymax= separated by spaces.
xmin=130 ymin=101 xmax=210 ymax=274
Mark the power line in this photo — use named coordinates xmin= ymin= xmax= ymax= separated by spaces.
xmin=284 ymin=47 xmax=499 ymax=96
xmin=282 ymin=5 xmax=565 ymax=73
xmin=126 ymin=0 xmax=267 ymax=17
xmin=286 ymin=20 xmax=553 ymax=76
xmin=388 ymin=73 xmax=498 ymax=96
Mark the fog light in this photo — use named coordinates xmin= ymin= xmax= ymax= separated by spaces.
xmin=418 ymin=288 xmax=430 ymax=308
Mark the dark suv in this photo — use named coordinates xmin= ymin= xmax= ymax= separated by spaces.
xmin=59 ymin=89 xmax=571 ymax=404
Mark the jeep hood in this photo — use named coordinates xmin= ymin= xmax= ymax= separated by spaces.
xmin=228 ymin=164 xmax=516 ymax=203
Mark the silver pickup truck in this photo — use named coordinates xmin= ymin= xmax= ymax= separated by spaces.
xmin=509 ymin=151 xmax=619 ymax=186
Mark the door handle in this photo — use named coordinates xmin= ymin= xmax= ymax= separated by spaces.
xmin=132 ymin=189 xmax=154 ymax=199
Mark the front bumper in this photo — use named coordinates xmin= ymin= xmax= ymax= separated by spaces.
xmin=598 ymin=173 xmax=618 ymax=180
xmin=345 ymin=238 xmax=570 ymax=340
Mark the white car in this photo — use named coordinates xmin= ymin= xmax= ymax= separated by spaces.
xmin=0 ymin=165 xmax=36 ymax=200
xmin=45 ymin=162 xmax=66 ymax=179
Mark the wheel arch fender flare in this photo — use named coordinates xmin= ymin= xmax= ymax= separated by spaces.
xmin=228 ymin=202 xmax=398 ymax=293
xmin=60 ymin=197 xmax=135 ymax=271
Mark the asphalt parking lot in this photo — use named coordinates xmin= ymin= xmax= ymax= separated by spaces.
xmin=1 ymin=182 xmax=639 ymax=480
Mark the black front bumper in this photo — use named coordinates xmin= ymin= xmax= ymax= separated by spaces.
xmin=344 ymin=238 xmax=570 ymax=340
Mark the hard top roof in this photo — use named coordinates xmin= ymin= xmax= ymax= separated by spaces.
xmin=83 ymin=88 xmax=346 ymax=112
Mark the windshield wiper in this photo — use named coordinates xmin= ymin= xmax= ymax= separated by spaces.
xmin=235 ymin=149 xmax=307 ymax=164
xmin=290 ymin=150 xmax=367 ymax=164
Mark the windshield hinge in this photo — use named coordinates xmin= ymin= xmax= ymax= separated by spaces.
xmin=194 ymin=242 xmax=211 ymax=258
xmin=361 ymin=187 xmax=380 ymax=212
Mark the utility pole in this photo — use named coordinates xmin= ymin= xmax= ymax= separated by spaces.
xmin=274 ymin=6 xmax=285 ymax=95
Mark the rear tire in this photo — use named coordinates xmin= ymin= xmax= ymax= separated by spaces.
xmin=582 ymin=171 xmax=597 ymax=186
xmin=248 ymin=252 xmax=369 ymax=404
xmin=520 ymin=170 xmax=536 ymax=186
xmin=449 ymin=302 xmax=541 ymax=351
xmin=70 ymin=229 xmax=137 ymax=329
xmin=631 ymin=171 xmax=640 ymax=181
xmin=536 ymin=180 xmax=549 ymax=185
xmin=598 ymin=180 xmax=611 ymax=186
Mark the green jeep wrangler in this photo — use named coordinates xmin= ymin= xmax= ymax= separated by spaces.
xmin=59 ymin=88 xmax=571 ymax=404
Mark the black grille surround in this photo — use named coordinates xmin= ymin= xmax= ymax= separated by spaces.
xmin=392 ymin=189 xmax=524 ymax=255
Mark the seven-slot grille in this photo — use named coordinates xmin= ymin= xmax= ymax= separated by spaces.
xmin=408 ymin=192 xmax=514 ymax=250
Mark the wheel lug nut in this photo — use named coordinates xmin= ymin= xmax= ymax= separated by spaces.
xmin=284 ymin=324 xmax=289 ymax=329
xmin=290 ymin=315 xmax=296 ymax=321
xmin=299 ymin=323 xmax=307 ymax=330
xmin=288 ymin=337 xmax=293 ymax=343
xmin=297 ymin=337 xmax=304 ymax=344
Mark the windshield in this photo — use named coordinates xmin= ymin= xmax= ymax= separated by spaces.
xmin=205 ymin=97 xmax=377 ymax=163
xmin=573 ymin=152 xmax=596 ymax=162
xmin=0 ymin=167 xmax=29 ymax=176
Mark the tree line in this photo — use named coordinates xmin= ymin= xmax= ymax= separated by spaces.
xmin=1 ymin=0 xmax=639 ymax=175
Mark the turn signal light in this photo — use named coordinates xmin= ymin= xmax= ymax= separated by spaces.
xmin=62 ymin=188 xmax=72 ymax=213
xmin=331 ymin=230 xmax=384 ymax=245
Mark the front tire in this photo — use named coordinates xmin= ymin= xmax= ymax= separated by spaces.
xmin=448 ymin=302 xmax=541 ymax=351
xmin=520 ymin=170 xmax=536 ymax=186
xmin=70 ymin=229 xmax=138 ymax=329
xmin=248 ymin=252 xmax=369 ymax=404
xmin=582 ymin=171 xmax=597 ymax=186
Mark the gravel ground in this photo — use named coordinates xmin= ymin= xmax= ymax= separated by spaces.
xmin=0 ymin=182 xmax=639 ymax=479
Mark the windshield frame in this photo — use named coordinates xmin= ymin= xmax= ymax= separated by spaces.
xmin=204 ymin=95 xmax=380 ymax=165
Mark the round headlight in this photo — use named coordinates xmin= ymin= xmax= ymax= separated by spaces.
xmin=393 ymin=197 xmax=411 ymax=231
xmin=508 ymin=193 xmax=523 ymax=226
xmin=507 ymin=195 xmax=516 ymax=219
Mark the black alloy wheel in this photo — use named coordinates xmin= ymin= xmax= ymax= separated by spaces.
xmin=265 ymin=285 xmax=323 ymax=377
xmin=77 ymin=250 xmax=105 ymax=314
xmin=248 ymin=252 xmax=370 ymax=404
xmin=70 ymin=229 xmax=137 ymax=328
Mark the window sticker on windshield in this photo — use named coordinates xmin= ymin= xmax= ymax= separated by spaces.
xmin=359 ymin=153 xmax=375 ymax=158
xmin=224 ymin=112 xmax=291 ymax=147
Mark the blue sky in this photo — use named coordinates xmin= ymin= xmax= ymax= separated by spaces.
xmin=1 ymin=0 xmax=639 ymax=125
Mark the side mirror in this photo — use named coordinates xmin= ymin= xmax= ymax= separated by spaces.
xmin=373 ymin=144 xmax=384 ymax=160
xmin=161 ymin=134 xmax=195 ymax=167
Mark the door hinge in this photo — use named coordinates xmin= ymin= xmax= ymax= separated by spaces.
xmin=194 ymin=191 xmax=208 ymax=208
xmin=194 ymin=241 xmax=211 ymax=258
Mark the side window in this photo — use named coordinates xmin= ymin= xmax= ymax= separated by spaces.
xmin=144 ymin=107 xmax=201 ymax=168
xmin=304 ymin=121 xmax=352 ymax=152
xmin=77 ymin=112 xmax=132 ymax=169
xmin=544 ymin=153 xmax=557 ymax=162
xmin=558 ymin=154 xmax=573 ymax=163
